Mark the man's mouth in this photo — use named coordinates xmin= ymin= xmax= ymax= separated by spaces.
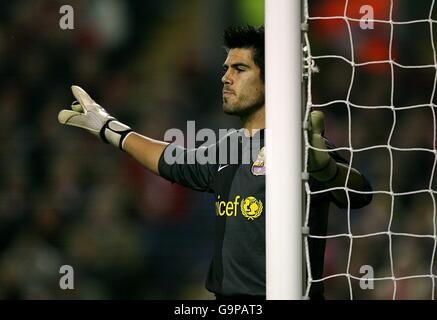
xmin=223 ymin=89 xmax=235 ymax=96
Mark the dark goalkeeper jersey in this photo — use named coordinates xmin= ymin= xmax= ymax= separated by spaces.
xmin=158 ymin=128 xmax=372 ymax=298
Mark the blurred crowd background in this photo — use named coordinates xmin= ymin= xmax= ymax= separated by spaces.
xmin=0 ymin=0 xmax=435 ymax=299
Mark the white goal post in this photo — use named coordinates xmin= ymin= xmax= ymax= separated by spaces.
xmin=265 ymin=0 xmax=303 ymax=300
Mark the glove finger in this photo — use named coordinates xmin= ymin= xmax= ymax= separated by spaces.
xmin=58 ymin=109 xmax=100 ymax=135
xmin=310 ymin=111 xmax=325 ymax=135
xmin=71 ymin=101 xmax=84 ymax=113
xmin=71 ymin=85 xmax=95 ymax=111
xmin=58 ymin=109 xmax=82 ymax=125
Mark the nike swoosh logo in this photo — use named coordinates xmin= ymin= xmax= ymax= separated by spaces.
xmin=218 ymin=164 xmax=230 ymax=172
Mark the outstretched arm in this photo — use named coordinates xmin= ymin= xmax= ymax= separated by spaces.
xmin=58 ymin=85 xmax=168 ymax=175
xmin=122 ymin=133 xmax=168 ymax=175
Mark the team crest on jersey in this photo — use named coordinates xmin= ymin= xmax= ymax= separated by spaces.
xmin=240 ymin=196 xmax=263 ymax=220
xmin=251 ymin=147 xmax=265 ymax=176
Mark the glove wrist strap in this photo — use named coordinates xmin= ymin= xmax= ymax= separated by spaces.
xmin=100 ymin=120 xmax=133 ymax=151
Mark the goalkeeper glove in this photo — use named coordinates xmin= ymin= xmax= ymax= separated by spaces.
xmin=58 ymin=85 xmax=133 ymax=150
xmin=307 ymin=111 xmax=338 ymax=182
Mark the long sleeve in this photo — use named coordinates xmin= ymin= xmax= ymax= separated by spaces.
xmin=158 ymin=143 xmax=218 ymax=193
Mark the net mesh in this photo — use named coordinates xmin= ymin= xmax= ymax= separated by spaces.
xmin=303 ymin=0 xmax=437 ymax=299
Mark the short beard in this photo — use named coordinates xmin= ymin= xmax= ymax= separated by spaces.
xmin=223 ymin=97 xmax=265 ymax=118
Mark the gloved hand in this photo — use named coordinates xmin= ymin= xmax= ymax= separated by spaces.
xmin=307 ymin=111 xmax=338 ymax=182
xmin=58 ymin=85 xmax=133 ymax=150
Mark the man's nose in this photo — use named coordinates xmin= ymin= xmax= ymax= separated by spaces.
xmin=222 ymin=71 xmax=232 ymax=84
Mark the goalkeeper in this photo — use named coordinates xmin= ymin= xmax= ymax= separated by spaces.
xmin=58 ymin=26 xmax=372 ymax=299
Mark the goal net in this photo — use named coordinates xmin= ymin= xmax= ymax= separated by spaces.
xmin=303 ymin=0 xmax=437 ymax=299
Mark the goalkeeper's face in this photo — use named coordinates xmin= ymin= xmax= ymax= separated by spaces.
xmin=222 ymin=48 xmax=265 ymax=116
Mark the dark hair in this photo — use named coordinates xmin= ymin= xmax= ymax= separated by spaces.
xmin=223 ymin=25 xmax=265 ymax=81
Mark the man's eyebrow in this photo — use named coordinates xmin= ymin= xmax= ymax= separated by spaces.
xmin=222 ymin=63 xmax=251 ymax=69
